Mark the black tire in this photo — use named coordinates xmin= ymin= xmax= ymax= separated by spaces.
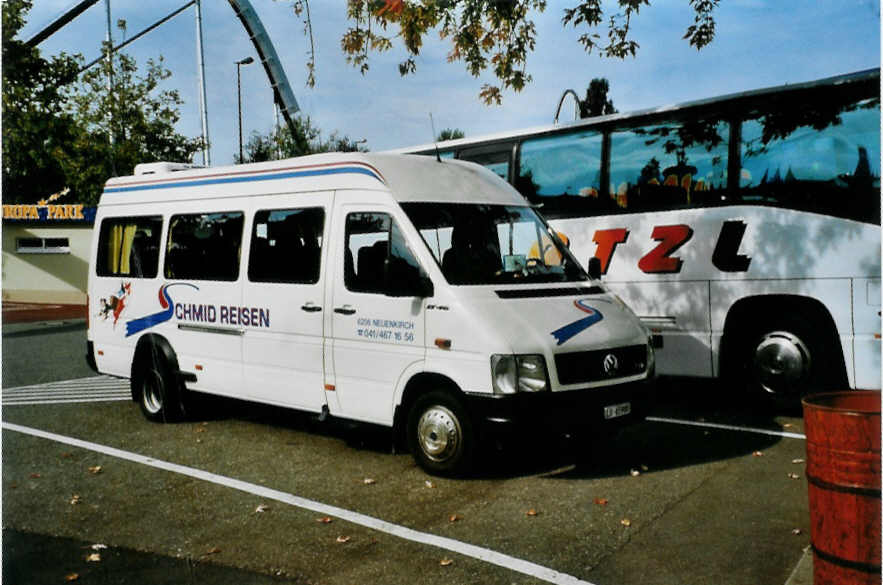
xmin=406 ymin=390 xmax=474 ymax=476
xmin=734 ymin=315 xmax=837 ymax=403
xmin=131 ymin=349 xmax=185 ymax=423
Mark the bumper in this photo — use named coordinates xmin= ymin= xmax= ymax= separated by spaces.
xmin=464 ymin=377 xmax=655 ymax=438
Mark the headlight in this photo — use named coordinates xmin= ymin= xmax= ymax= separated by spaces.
xmin=491 ymin=354 xmax=549 ymax=394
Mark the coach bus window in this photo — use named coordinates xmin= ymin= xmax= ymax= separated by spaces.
xmin=609 ymin=119 xmax=728 ymax=213
xmin=459 ymin=149 xmax=510 ymax=180
xmin=517 ymin=130 xmax=603 ymax=218
xmin=248 ymin=207 xmax=324 ymax=284
xmin=96 ymin=216 xmax=162 ymax=278
xmin=165 ymin=212 xmax=244 ymax=281
xmin=738 ymin=96 xmax=881 ymax=224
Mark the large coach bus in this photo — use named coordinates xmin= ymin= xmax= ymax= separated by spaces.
xmin=395 ymin=69 xmax=881 ymax=399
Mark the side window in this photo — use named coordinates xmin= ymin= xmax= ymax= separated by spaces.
xmin=96 ymin=216 xmax=162 ymax=278
xmin=248 ymin=207 xmax=324 ymax=284
xmin=609 ymin=119 xmax=728 ymax=213
xmin=344 ymin=212 xmax=422 ymax=294
xmin=165 ymin=212 xmax=244 ymax=281
xmin=517 ymin=130 xmax=604 ymax=218
xmin=738 ymin=96 xmax=880 ymax=224
xmin=459 ymin=147 xmax=511 ymax=181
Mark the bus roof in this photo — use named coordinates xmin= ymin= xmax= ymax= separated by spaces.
xmin=100 ymin=152 xmax=526 ymax=207
xmin=388 ymin=68 xmax=880 ymax=155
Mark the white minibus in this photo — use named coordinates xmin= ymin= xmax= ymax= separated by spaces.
xmin=86 ymin=153 xmax=655 ymax=474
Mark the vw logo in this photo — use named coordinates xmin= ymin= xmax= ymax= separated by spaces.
xmin=602 ymin=353 xmax=619 ymax=376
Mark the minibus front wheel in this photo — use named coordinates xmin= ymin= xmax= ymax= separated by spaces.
xmin=407 ymin=391 xmax=474 ymax=476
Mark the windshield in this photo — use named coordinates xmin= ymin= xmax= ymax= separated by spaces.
xmin=401 ymin=202 xmax=588 ymax=285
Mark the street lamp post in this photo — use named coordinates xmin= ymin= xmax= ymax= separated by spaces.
xmin=236 ymin=56 xmax=254 ymax=163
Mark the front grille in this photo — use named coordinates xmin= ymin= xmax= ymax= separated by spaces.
xmin=554 ymin=344 xmax=647 ymax=386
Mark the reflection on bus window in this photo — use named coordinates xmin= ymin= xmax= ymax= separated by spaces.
xmin=402 ymin=202 xmax=586 ymax=285
xmin=517 ymin=130 xmax=603 ymax=218
xmin=165 ymin=212 xmax=244 ymax=281
xmin=739 ymin=97 xmax=881 ymax=224
xmin=609 ymin=120 xmax=728 ymax=213
xmin=459 ymin=149 xmax=510 ymax=180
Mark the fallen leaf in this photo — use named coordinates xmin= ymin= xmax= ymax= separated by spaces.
xmin=630 ymin=469 xmax=641 ymax=477
xmin=87 ymin=466 xmax=102 ymax=475
xmin=65 ymin=574 xmax=79 ymax=582
xmin=206 ymin=547 xmax=221 ymax=555
xmin=594 ymin=498 xmax=609 ymax=506
xmin=316 ymin=516 xmax=333 ymax=524
xmin=439 ymin=558 xmax=453 ymax=566
xmin=61 ymin=453 xmax=73 ymax=459
xmin=70 ymin=494 xmax=81 ymax=505
xmin=752 ymin=451 xmax=764 ymax=457
xmin=85 ymin=553 xmax=101 ymax=563
xmin=792 ymin=458 xmax=805 ymax=464
xmin=363 ymin=478 xmax=376 ymax=485
xmin=526 ymin=509 xmax=538 ymax=517
xmin=29 ymin=473 xmax=41 ymax=479
xmin=336 ymin=535 xmax=351 ymax=544
xmin=254 ymin=504 xmax=269 ymax=513
xmin=621 ymin=518 xmax=632 ymax=527
xmin=195 ymin=427 xmax=206 ymax=433
xmin=788 ymin=473 xmax=801 ymax=480
xmin=424 ymin=480 xmax=435 ymax=489
xmin=448 ymin=514 xmax=462 ymax=523
xmin=640 ymin=464 xmax=649 ymax=472
xmin=791 ymin=528 xmax=802 ymax=535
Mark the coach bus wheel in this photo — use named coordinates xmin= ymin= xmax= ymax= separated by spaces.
xmin=132 ymin=353 xmax=184 ymax=423
xmin=739 ymin=318 xmax=821 ymax=400
xmin=407 ymin=391 xmax=474 ymax=476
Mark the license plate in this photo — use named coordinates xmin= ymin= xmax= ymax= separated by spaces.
xmin=604 ymin=402 xmax=631 ymax=420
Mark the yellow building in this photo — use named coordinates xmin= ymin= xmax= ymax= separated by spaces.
xmin=2 ymin=204 xmax=95 ymax=305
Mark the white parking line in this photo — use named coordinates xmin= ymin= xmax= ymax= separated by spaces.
xmin=2 ymin=421 xmax=596 ymax=585
xmin=647 ymin=416 xmax=806 ymax=440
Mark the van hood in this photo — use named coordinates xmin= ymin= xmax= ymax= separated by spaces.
xmin=463 ymin=285 xmax=649 ymax=355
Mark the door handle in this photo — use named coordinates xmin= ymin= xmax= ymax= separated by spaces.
xmin=334 ymin=305 xmax=356 ymax=315
xmin=301 ymin=303 xmax=322 ymax=313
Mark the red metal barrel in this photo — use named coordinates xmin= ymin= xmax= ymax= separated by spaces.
xmin=802 ymin=391 xmax=881 ymax=585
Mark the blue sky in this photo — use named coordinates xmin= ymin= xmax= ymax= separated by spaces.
xmin=17 ymin=1 xmax=881 ymax=167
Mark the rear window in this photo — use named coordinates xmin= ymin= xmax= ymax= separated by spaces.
xmin=96 ymin=216 xmax=163 ymax=278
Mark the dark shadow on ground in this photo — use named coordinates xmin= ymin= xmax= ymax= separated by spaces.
xmin=181 ymin=374 xmax=797 ymax=480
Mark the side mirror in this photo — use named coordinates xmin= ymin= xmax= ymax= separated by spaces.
xmin=384 ymin=258 xmax=434 ymax=298
xmin=587 ymin=256 xmax=602 ymax=280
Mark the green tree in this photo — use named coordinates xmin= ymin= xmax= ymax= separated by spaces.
xmin=437 ymin=128 xmax=465 ymax=141
xmin=238 ymin=116 xmax=367 ymax=164
xmin=579 ymin=77 xmax=617 ymax=118
xmin=291 ymin=0 xmax=718 ymax=104
xmin=2 ymin=0 xmax=81 ymax=203
xmin=62 ymin=37 xmax=204 ymax=205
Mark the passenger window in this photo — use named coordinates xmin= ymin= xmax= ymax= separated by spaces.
xmin=248 ymin=207 xmax=324 ymax=284
xmin=609 ymin=119 xmax=728 ymax=213
xmin=96 ymin=216 xmax=163 ymax=278
xmin=517 ymin=130 xmax=603 ymax=218
xmin=459 ymin=148 xmax=510 ymax=180
xmin=738 ymin=96 xmax=880 ymax=224
xmin=344 ymin=212 xmax=422 ymax=294
xmin=165 ymin=212 xmax=244 ymax=281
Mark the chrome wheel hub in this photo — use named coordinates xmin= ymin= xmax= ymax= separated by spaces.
xmin=753 ymin=331 xmax=810 ymax=395
xmin=142 ymin=373 xmax=164 ymax=414
xmin=416 ymin=405 xmax=460 ymax=462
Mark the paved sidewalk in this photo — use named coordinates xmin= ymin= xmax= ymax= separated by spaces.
xmin=2 ymin=302 xmax=86 ymax=325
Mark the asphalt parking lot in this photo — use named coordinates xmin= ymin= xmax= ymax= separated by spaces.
xmin=2 ymin=357 xmax=814 ymax=584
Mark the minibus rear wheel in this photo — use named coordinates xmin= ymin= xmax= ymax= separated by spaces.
xmin=132 ymin=350 xmax=184 ymax=423
xmin=407 ymin=391 xmax=474 ymax=476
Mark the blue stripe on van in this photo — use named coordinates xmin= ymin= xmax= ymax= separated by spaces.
xmin=103 ymin=165 xmax=383 ymax=194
